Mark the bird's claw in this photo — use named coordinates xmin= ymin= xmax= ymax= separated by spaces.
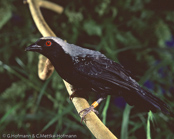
xmin=79 ymin=105 xmax=99 ymax=122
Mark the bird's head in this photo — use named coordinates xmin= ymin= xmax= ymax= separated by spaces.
xmin=25 ymin=36 xmax=67 ymax=58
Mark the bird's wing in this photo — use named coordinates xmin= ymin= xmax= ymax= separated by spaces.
xmin=73 ymin=54 xmax=140 ymax=91
xmin=73 ymin=54 xmax=174 ymax=116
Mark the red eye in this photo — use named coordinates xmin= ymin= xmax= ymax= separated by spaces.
xmin=46 ymin=41 xmax=52 ymax=46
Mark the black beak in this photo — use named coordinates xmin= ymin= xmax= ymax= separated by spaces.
xmin=25 ymin=44 xmax=42 ymax=52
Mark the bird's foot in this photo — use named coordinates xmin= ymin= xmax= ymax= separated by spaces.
xmin=79 ymin=105 xmax=99 ymax=122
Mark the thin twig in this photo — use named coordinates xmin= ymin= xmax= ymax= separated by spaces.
xmin=25 ymin=0 xmax=118 ymax=138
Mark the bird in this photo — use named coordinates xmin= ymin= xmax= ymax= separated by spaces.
xmin=25 ymin=36 xmax=173 ymax=121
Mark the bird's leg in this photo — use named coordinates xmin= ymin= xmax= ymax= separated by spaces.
xmin=79 ymin=97 xmax=105 ymax=122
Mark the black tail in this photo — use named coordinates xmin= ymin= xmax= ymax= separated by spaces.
xmin=140 ymin=88 xmax=174 ymax=117
xmin=123 ymin=88 xmax=174 ymax=117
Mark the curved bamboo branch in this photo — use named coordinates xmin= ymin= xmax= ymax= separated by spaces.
xmin=39 ymin=0 xmax=63 ymax=14
xmin=25 ymin=0 xmax=117 ymax=138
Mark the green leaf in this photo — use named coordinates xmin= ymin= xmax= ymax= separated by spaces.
xmin=95 ymin=0 xmax=111 ymax=16
xmin=121 ymin=104 xmax=132 ymax=139
xmin=147 ymin=111 xmax=154 ymax=139
xmin=102 ymin=95 xmax=111 ymax=125
xmin=155 ymin=21 xmax=171 ymax=47
xmin=0 ymin=104 xmax=19 ymax=125
xmin=83 ymin=20 xmax=102 ymax=36
xmin=0 ymin=6 xmax=12 ymax=29
xmin=65 ymin=9 xmax=83 ymax=23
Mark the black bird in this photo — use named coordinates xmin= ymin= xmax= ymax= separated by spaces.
xmin=25 ymin=36 xmax=173 ymax=120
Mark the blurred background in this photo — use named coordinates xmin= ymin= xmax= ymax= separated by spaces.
xmin=0 ymin=0 xmax=174 ymax=138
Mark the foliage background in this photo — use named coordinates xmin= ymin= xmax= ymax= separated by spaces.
xmin=0 ymin=0 xmax=174 ymax=138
